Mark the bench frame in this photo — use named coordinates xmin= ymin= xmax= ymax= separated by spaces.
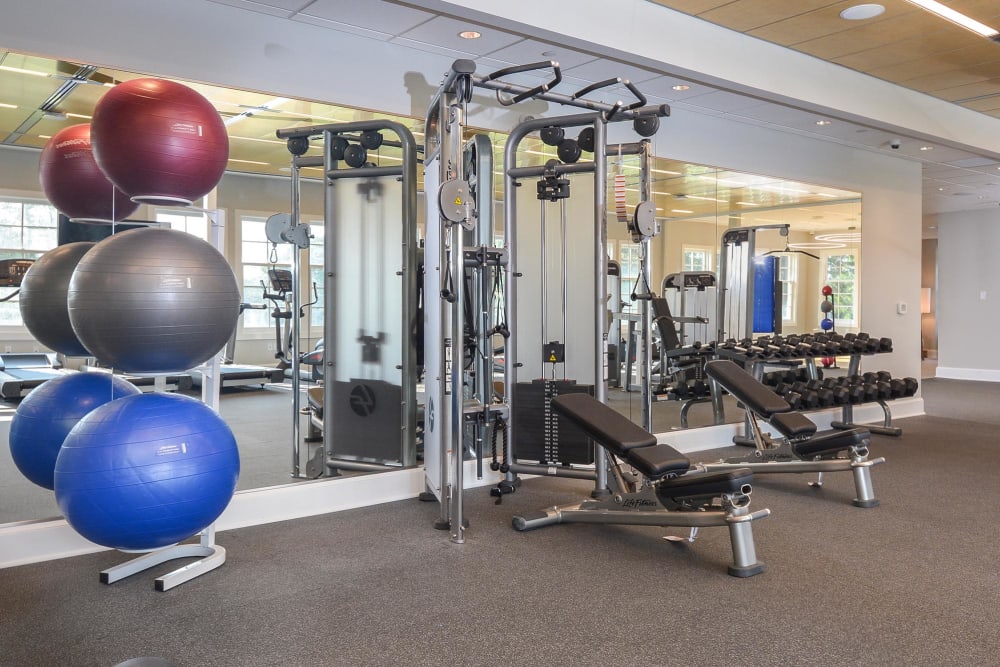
xmin=511 ymin=394 xmax=769 ymax=577
xmin=702 ymin=360 xmax=884 ymax=508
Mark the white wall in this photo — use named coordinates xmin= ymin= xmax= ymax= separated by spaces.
xmin=932 ymin=209 xmax=1000 ymax=380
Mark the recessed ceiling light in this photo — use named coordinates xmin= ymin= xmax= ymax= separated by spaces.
xmin=902 ymin=0 xmax=999 ymax=38
xmin=458 ymin=30 xmax=482 ymax=39
xmin=816 ymin=119 xmax=832 ymax=126
xmin=840 ymin=4 xmax=885 ymax=20
xmin=671 ymin=209 xmax=693 ymax=214
xmin=928 ymin=225 xmax=937 ymax=229
xmin=671 ymin=84 xmax=690 ymax=91
xmin=920 ymin=146 xmax=933 ymax=151
xmin=0 ymin=102 xmax=16 ymax=109
xmin=938 ymin=187 xmax=946 ymax=191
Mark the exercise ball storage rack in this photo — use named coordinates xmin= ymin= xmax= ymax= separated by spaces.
xmin=97 ymin=206 xmax=233 ymax=592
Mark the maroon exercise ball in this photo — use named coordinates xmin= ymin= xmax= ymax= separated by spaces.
xmin=91 ymin=78 xmax=229 ymax=206
xmin=37 ymin=124 xmax=139 ymax=223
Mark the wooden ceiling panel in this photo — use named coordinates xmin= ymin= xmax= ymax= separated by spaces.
xmin=906 ymin=70 xmax=992 ymax=94
xmin=793 ymin=12 xmax=957 ymax=60
xmin=961 ymin=95 xmax=1000 ymax=112
xmin=933 ymin=78 xmax=1000 ymax=101
xmin=698 ymin=0 xmax=843 ymax=33
xmin=646 ymin=0 xmax=732 ymax=15
xmin=746 ymin=1 xmax=895 ymax=46
xmin=949 ymin=0 xmax=1000 ymax=22
xmin=645 ymin=0 xmax=1000 ymax=120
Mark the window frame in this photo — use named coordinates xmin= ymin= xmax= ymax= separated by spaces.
xmin=820 ymin=248 xmax=860 ymax=329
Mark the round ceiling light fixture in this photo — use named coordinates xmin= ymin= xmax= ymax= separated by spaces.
xmin=840 ymin=4 xmax=886 ymax=20
xmin=458 ymin=30 xmax=482 ymax=39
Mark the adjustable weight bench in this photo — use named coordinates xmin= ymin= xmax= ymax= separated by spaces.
xmin=701 ymin=360 xmax=884 ymax=508
xmin=511 ymin=393 xmax=769 ymax=577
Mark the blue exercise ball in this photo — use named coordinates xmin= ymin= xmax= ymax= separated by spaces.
xmin=54 ymin=392 xmax=240 ymax=551
xmin=8 ymin=372 xmax=140 ymax=490
xmin=820 ymin=318 xmax=834 ymax=331
xmin=67 ymin=227 xmax=241 ymax=373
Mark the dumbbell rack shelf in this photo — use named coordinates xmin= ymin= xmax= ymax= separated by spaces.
xmin=722 ymin=349 xmax=910 ymax=446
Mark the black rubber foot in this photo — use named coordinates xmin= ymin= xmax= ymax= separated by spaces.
xmin=590 ymin=488 xmax=612 ymax=500
xmin=728 ymin=561 xmax=766 ymax=578
xmin=417 ymin=491 xmax=437 ymax=502
xmin=732 ymin=436 xmax=756 ymax=448
xmin=154 ymin=580 xmax=166 ymax=592
xmin=433 ymin=518 xmax=450 ymax=530
xmin=852 ymin=498 xmax=879 ymax=508
xmin=99 ymin=572 xmax=110 ymax=585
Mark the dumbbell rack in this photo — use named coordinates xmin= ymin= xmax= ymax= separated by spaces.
xmin=712 ymin=335 xmax=915 ymax=446
xmin=828 ymin=354 xmax=903 ymax=437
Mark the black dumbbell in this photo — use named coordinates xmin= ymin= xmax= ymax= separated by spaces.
xmin=872 ymin=381 xmax=892 ymax=400
xmin=887 ymin=379 xmax=907 ymax=398
xmin=845 ymin=384 xmax=867 ymax=404
xmin=857 ymin=383 xmax=879 ymax=402
xmin=798 ymin=390 xmax=821 ymax=409
xmin=902 ymin=377 xmax=919 ymax=396
xmin=784 ymin=391 xmax=803 ymax=411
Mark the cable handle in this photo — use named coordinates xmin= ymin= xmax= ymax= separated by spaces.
xmin=481 ymin=60 xmax=563 ymax=105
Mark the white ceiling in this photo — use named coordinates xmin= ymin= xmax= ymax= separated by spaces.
xmin=208 ymin=0 xmax=1000 ymax=226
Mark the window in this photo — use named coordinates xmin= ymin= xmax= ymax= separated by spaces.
xmin=0 ymin=198 xmax=58 ymax=326
xmin=241 ymin=215 xmax=293 ymax=329
xmin=155 ymin=209 xmax=209 ymax=240
xmin=618 ymin=242 xmax=641 ymax=307
xmin=682 ymin=245 xmax=713 ymax=273
xmin=823 ymin=250 xmax=858 ymax=327
xmin=777 ymin=254 xmax=797 ymax=324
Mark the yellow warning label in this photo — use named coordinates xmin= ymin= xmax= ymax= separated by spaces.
xmin=549 ymin=354 xmax=557 ymax=362
xmin=454 ymin=197 xmax=463 ymax=205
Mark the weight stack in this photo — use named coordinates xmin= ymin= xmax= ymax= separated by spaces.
xmin=512 ymin=380 xmax=595 ymax=465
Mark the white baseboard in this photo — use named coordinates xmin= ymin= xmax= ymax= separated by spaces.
xmin=0 ymin=398 xmax=925 ymax=569
xmin=934 ymin=367 xmax=1000 ymax=382
xmin=0 ymin=461 xmax=503 ymax=569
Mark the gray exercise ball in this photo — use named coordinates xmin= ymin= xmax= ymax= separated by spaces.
xmin=67 ymin=227 xmax=241 ymax=373
xmin=18 ymin=242 xmax=95 ymax=357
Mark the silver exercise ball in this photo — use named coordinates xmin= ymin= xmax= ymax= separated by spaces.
xmin=67 ymin=227 xmax=241 ymax=373
xmin=18 ymin=242 xmax=95 ymax=357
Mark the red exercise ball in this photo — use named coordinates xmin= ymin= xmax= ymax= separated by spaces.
xmin=821 ymin=285 xmax=834 ymax=296
xmin=37 ymin=124 xmax=139 ymax=223
xmin=91 ymin=78 xmax=229 ymax=206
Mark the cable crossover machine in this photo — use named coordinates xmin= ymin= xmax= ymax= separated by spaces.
xmin=274 ymin=119 xmax=420 ymax=480
xmin=421 ymin=58 xmax=671 ymax=543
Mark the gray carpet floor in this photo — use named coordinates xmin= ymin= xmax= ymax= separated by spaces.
xmin=2 ymin=379 xmax=999 ymax=666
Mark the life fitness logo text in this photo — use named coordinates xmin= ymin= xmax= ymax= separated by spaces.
xmin=349 ymin=384 xmax=377 ymax=417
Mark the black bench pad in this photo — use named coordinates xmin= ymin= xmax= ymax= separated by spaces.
xmin=550 ymin=393 xmax=689 ymax=480
xmin=792 ymin=428 xmax=869 ymax=458
xmin=625 ymin=444 xmax=692 ymax=480
xmin=657 ymin=468 xmax=753 ymax=499
xmin=705 ymin=359 xmax=791 ymax=417
xmin=769 ymin=412 xmax=817 ymax=438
